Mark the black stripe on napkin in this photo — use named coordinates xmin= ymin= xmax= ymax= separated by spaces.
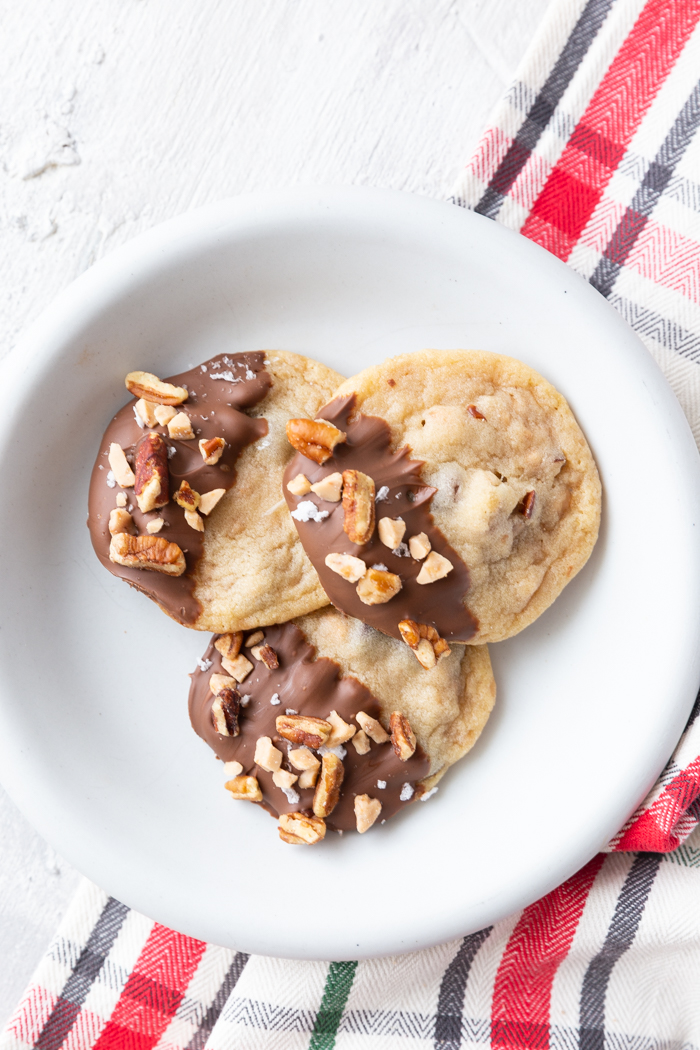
xmin=578 ymin=853 xmax=662 ymax=1050
xmin=434 ymin=927 xmax=493 ymax=1049
xmin=35 ymin=897 xmax=130 ymax=1050
xmin=185 ymin=952 xmax=249 ymax=1050
xmin=473 ymin=0 xmax=615 ymax=219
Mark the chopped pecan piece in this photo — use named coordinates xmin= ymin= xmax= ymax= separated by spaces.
xmin=225 ymin=775 xmax=262 ymax=802
xmin=355 ymin=711 xmax=389 ymax=744
xmin=174 ymin=479 xmax=200 ymax=510
xmin=184 ymin=509 xmax=204 ymax=532
xmin=408 ymin=532 xmax=431 ymax=560
xmin=325 ymin=710 xmax=356 ymax=747
xmin=154 ymin=404 xmax=177 ymax=426
xmin=108 ymin=508 xmax=134 ymax=535
xmin=356 ymin=567 xmax=401 ymax=605
xmin=109 ymin=533 xmax=185 ymax=575
xmin=254 ymin=736 xmax=283 ymax=773
xmin=286 ymin=418 xmax=347 ymax=465
xmin=518 ymin=490 xmax=536 ymax=519
xmin=325 ymin=552 xmax=367 ymax=583
xmin=354 ymin=794 xmax=382 ymax=833
xmin=134 ymin=433 xmax=169 ymax=512
xmin=258 ymin=644 xmax=279 ymax=670
xmin=313 ymin=753 xmax=344 ymax=817
xmin=276 ymin=714 xmax=332 ymax=749
xmin=342 ymin=469 xmax=375 ymax=543
xmin=223 ymin=760 xmax=243 ymax=777
xmin=311 ymin=472 xmax=343 ymax=502
xmin=199 ymin=488 xmax=226 ymax=516
xmin=125 ymin=371 xmax=188 ymax=406
xmin=377 ymin=517 xmax=406 ymax=550
xmin=287 ymin=473 xmax=312 ymax=496
xmin=398 ymin=619 xmax=450 ymax=668
xmin=390 ymin=712 xmax=416 ymax=761
xmin=168 ymin=412 xmax=195 ymax=440
xmin=135 ymin=398 xmax=158 ymax=427
xmin=278 ymin=812 xmax=326 ymax=845
xmin=245 ymin=630 xmax=264 ymax=647
xmin=199 ymin=436 xmax=226 ymax=465
xmin=108 ymin=443 xmax=135 ymax=488
xmin=146 ymin=517 xmax=165 ymax=534
xmin=215 ymin=632 xmax=244 ymax=660
xmin=211 ymin=686 xmax=241 ymax=736
xmin=416 ymin=551 xmax=454 ymax=585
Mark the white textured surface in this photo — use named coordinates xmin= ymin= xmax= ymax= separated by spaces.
xmin=0 ymin=0 xmax=549 ymax=1024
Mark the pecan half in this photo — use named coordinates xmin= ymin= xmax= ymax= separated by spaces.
xmin=286 ymin=418 xmax=347 ymax=465
xmin=199 ymin=436 xmax=226 ymax=465
xmin=174 ymin=479 xmax=200 ymax=510
xmin=390 ymin=711 xmax=416 ymax=761
xmin=225 ymin=775 xmax=263 ymax=802
xmin=313 ymin=753 xmax=344 ymax=818
xmin=356 ymin=567 xmax=401 ymax=605
xmin=278 ymin=812 xmax=326 ymax=845
xmin=109 ymin=533 xmax=185 ymax=575
xmin=342 ymin=469 xmax=375 ymax=543
xmin=354 ymin=794 xmax=382 ymax=833
xmin=211 ymin=686 xmax=241 ymax=736
xmin=276 ymin=714 xmax=332 ymax=749
xmin=134 ymin=433 xmax=169 ymax=512
xmin=125 ymin=371 xmax=188 ymax=405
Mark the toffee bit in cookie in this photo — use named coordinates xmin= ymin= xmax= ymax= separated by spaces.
xmin=356 ymin=567 xmax=402 ymax=605
xmin=325 ymin=710 xmax=356 ymax=747
xmin=154 ymin=404 xmax=177 ymax=426
xmin=167 ymin=412 xmax=195 ymax=440
xmin=377 ymin=516 xmax=406 ymax=550
xmin=287 ymin=473 xmax=312 ymax=496
xmin=325 ymin=552 xmax=367 ymax=583
xmin=416 ymin=551 xmax=454 ymax=585
xmin=108 ymin=443 xmax=135 ymax=488
xmin=467 ymin=404 xmax=486 ymax=419
xmin=409 ymin=532 xmax=431 ymax=560
xmin=352 ymin=729 xmax=371 ymax=754
xmin=356 ymin=711 xmax=389 ymax=744
xmin=310 ymin=472 xmax=343 ymax=502
xmin=199 ymin=488 xmax=226 ymax=516
xmin=135 ymin=398 xmax=158 ymax=428
xmin=254 ymin=736 xmax=283 ymax=773
xmin=354 ymin=794 xmax=382 ymax=833
xmin=291 ymin=500 xmax=329 ymax=523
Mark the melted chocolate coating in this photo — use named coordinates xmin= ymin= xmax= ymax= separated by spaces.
xmin=188 ymin=622 xmax=430 ymax=831
xmin=283 ymin=396 xmax=478 ymax=642
xmin=88 ymin=353 xmax=271 ymax=624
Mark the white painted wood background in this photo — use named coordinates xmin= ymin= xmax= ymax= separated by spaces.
xmin=0 ymin=0 xmax=551 ymax=1025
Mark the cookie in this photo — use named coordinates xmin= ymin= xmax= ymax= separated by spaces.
xmin=189 ymin=607 xmax=496 ymax=839
xmin=88 ymin=350 xmax=341 ymax=631
xmin=284 ymin=349 xmax=601 ymax=645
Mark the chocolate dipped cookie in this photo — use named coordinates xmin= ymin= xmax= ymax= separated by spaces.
xmin=88 ymin=350 xmax=341 ymax=631
xmin=189 ymin=607 xmax=496 ymax=841
xmin=283 ymin=350 xmax=601 ymax=647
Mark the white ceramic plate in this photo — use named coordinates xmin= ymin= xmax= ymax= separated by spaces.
xmin=1 ymin=186 xmax=700 ymax=960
